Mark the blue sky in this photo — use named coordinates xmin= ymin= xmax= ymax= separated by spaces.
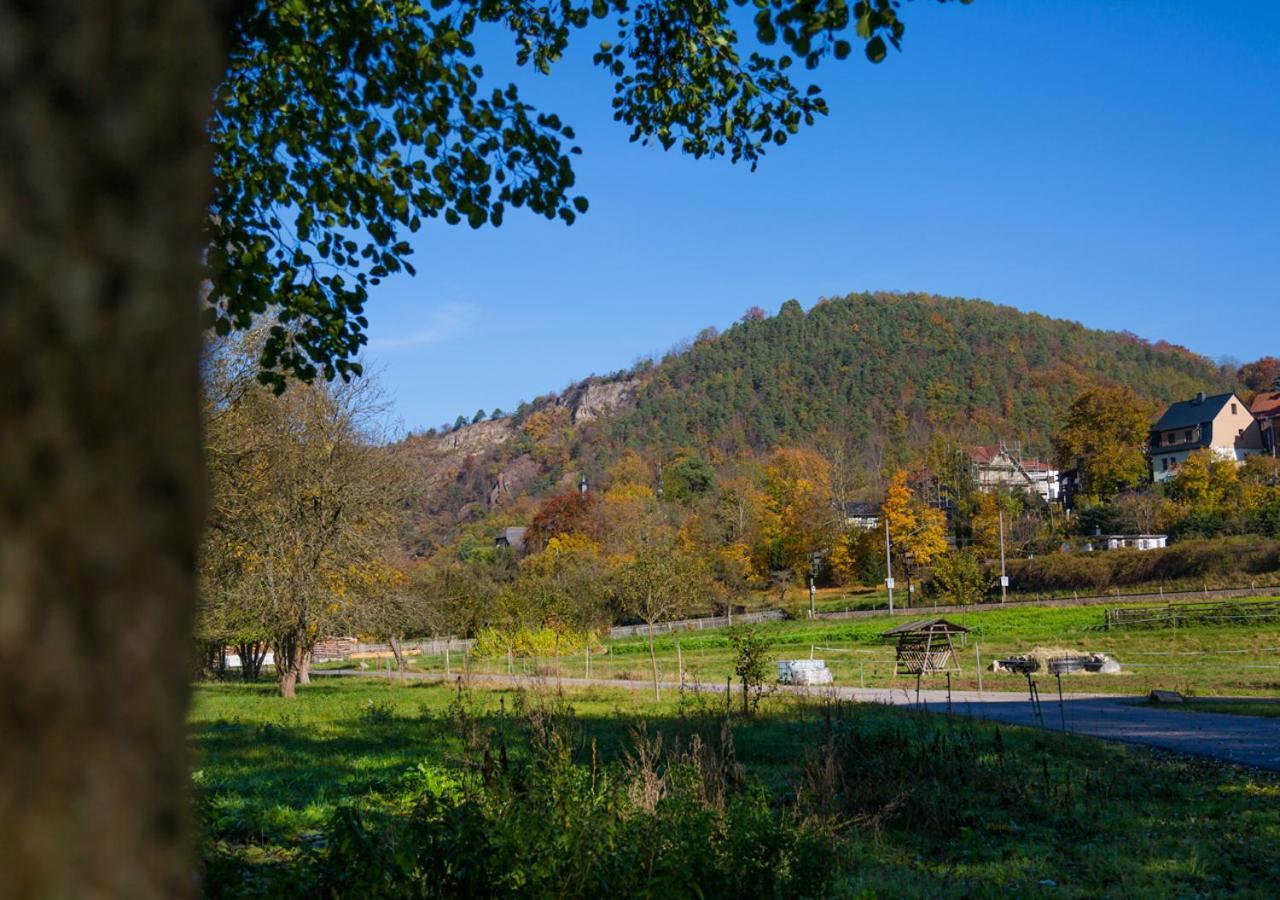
xmin=361 ymin=0 xmax=1280 ymax=433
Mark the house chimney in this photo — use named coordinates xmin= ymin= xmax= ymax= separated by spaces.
xmin=1194 ymin=391 xmax=1205 ymax=404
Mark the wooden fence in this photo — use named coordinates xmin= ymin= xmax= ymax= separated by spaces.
xmin=1105 ymin=598 xmax=1280 ymax=630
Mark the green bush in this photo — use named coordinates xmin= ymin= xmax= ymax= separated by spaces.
xmin=1006 ymin=537 xmax=1280 ymax=593
xmin=929 ymin=550 xmax=992 ymax=605
xmin=471 ymin=626 xmax=602 ymax=659
xmin=245 ymin=697 xmax=840 ymax=899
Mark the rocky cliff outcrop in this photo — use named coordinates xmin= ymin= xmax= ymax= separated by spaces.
xmin=565 ymin=378 xmax=639 ymax=423
xmin=429 ymin=417 xmax=514 ymax=453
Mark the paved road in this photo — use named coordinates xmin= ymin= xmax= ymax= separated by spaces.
xmin=322 ymin=669 xmax=1280 ymax=771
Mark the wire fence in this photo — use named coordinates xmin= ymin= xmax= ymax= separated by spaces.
xmin=1105 ymin=599 xmax=1280 ymax=630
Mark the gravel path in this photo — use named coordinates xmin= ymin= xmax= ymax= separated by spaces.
xmin=320 ymin=669 xmax=1280 ymax=771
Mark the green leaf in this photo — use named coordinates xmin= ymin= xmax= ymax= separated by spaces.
xmin=865 ymin=35 xmax=887 ymax=63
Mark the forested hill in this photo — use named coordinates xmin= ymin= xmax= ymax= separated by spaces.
xmin=603 ymin=293 xmax=1225 ymax=458
xmin=403 ymin=292 xmax=1233 ymax=553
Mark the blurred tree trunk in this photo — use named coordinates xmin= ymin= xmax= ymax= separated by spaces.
xmin=389 ymin=635 xmax=406 ymax=674
xmin=0 ymin=2 xmax=225 ymax=897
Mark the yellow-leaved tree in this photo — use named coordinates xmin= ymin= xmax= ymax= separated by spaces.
xmin=762 ymin=448 xmax=836 ymax=580
xmin=881 ymin=470 xmax=948 ymax=605
xmin=1168 ymin=449 xmax=1241 ymax=516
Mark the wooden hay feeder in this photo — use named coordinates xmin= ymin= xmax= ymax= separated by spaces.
xmin=882 ymin=619 xmax=969 ymax=677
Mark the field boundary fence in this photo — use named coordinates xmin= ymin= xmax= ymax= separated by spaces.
xmin=814 ymin=584 xmax=1280 ymax=623
xmin=607 ymin=609 xmax=786 ymax=638
xmin=1105 ymin=598 xmax=1280 ymax=630
xmin=314 ymin=584 xmax=1280 ymax=662
xmin=315 ymin=610 xmax=789 ymax=662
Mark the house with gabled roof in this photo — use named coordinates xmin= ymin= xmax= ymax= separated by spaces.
xmin=1251 ymin=389 xmax=1280 ymax=457
xmin=1150 ymin=391 xmax=1264 ymax=482
xmin=969 ymin=442 xmax=1059 ymax=503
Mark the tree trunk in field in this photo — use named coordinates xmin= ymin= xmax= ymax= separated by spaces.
xmin=388 ymin=635 xmax=406 ymax=673
xmin=0 ymin=4 xmax=224 ymax=897
xmin=297 ymin=647 xmax=312 ymax=685
xmin=275 ymin=632 xmax=304 ymax=699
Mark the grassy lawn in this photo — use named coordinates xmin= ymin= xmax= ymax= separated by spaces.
xmin=191 ymin=677 xmax=1280 ymax=898
xmin=387 ymin=599 xmax=1280 ymax=699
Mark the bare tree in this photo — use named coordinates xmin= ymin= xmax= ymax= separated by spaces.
xmin=611 ymin=502 xmax=709 ymax=699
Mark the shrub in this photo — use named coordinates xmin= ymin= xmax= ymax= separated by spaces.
xmin=1006 ymin=537 xmax=1280 ymax=593
xmin=471 ymin=626 xmax=601 ymax=659
xmin=300 ymin=695 xmax=836 ymax=899
xmin=929 ymin=550 xmax=991 ymax=605
xmin=726 ymin=625 xmax=774 ymax=714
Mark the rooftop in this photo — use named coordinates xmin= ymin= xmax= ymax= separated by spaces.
xmin=1251 ymin=391 xmax=1280 ymax=418
xmin=1153 ymin=392 xmax=1238 ymax=432
xmin=970 ymin=444 xmax=1054 ymax=472
xmin=881 ymin=618 xmax=970 ymax=637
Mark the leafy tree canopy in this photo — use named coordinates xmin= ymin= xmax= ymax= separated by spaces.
xmin=1052 ymin=385 xmax=1152 ymax=501
xmin=206 ymin=0 xmax=970 ymax=390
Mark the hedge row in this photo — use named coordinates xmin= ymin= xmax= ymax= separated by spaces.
xmin=1005 ymin=537 xmax=1280 ymax=592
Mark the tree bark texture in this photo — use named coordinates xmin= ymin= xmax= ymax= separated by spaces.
xmin=298 ymin=646 xmax=312 ymax=685
xmin=275 ymin=630 xmax=304 ymax=699
xmin=0 ymin=3 xmax=223 ymax=897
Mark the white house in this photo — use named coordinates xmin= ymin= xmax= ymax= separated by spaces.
xmin=969 ymin=443 xmax=1059 ymax=503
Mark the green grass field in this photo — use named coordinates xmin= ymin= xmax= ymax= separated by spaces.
xmin=191 ymin=678 xmax=1280 ymax=897
xmin=383 ymin=599 xmax=1280 ymax=699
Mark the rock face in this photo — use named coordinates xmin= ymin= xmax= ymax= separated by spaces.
xmin=488 ymin=454 xmax=541 ymax=507
xmin=431 ymin=418 xmax=514 ymax=453
xmin=567 ymin=378 xmax=638 ymax=423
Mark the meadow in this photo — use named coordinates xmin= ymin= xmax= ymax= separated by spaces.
xmin=391 ymin=599 xmax=1280 ymax=699
xmin=191 ymin=677 xmax=1280 ymax=898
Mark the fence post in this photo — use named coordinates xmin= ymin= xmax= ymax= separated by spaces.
xmin=445 ymin=646 xmax=450 ymax=676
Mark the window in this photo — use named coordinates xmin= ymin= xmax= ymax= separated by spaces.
xmin=1232 ymin=403 xmax=1238 ymax=415
xmin=1161 ymin=457 xmax=1169 ymax=471
xmin=1184 ymin=429 xmax=1193 ymax=442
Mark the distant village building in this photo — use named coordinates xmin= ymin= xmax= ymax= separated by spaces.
xmin=1250 ymin=389 xmax=1280 ymax=457
xmin=968 ymin=443 xmax=1059 ymax=503
xmin=839 ymin=501 xmax=880 ymax=530
xmin=1150 ymin=391 xmax=1263 ymax=482
xmin=1089 ymin=534 xmax=1168 ymax=552
xmin=495 ymin=526 xmax=528 ymax=553
xmin=1057 ymin=465 xmax=1082 ymax=511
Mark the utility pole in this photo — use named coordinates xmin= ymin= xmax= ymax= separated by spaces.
xmin=884 ymin=516 xmax=894 ymax=615
xmin=998 ymin=506 xmax=1008 ymax=603
xmin=809 ymin=551 xmax=819 ymax=619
